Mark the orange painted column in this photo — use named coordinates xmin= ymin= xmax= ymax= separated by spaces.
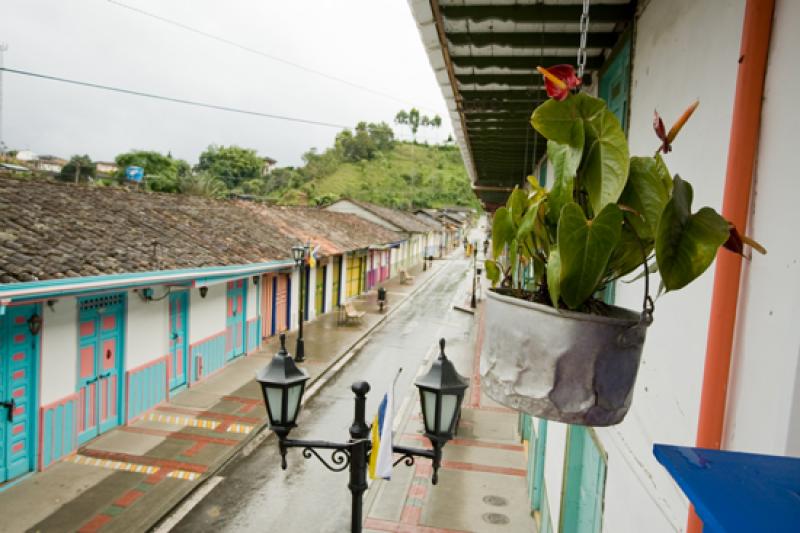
xmin=688 ymin=0 xmax=774 ymax=531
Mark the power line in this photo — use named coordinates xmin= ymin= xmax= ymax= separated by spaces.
xmin=0 ymin=67 xmax=349 ymax=129
xmin=107 ymin=0 xmax=439 ymax=112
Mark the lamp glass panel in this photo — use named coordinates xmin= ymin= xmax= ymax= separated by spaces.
xmin=266 ymin=386 xmax=284 ymax=425
xmin=439 ymin=394 xmax=458 ymax=433
xmin=286 ymin=383 xmax=303 ymax=424
xmin=422 ymin=390 xmax=437 ymax=434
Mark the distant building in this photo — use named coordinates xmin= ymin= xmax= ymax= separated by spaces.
xmin=15 ymin=150 xmax=37 ymax=162
xmin=33 ymin=155 xmax=67 ymax=174
xmin=261 ymin=156 xmax=277 ymax=177
xmin=95 ymin=161 xmax=119 ymax=176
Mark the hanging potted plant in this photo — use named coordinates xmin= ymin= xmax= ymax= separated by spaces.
xmin=481 ymin=65 xmax=765 ymax=426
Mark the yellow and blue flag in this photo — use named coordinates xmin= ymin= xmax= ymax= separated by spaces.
xmin=368 ymin=391 xmax=394 ymax=480
xmin=307 ymin=244 xmax=320 ymax=269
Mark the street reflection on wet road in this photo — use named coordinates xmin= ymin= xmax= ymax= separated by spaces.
xmin=172 ymin=257 xmax=473 ymax=533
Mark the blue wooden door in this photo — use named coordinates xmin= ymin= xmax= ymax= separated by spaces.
xmin=77 ymin=294 xmax=124 ymax=445
xmin=560 ymin=426 xmax=607 ymax=533
xmin=225 ymin=280 xmax=246 ymax=360
xmin=0 ymin=305 xmax=39 ymax=482
xmin=169 ymin=292 xmax=189 ymax=391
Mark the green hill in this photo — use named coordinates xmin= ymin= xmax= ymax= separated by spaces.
xmin=274 ymin=142 xmax=479 ymax=210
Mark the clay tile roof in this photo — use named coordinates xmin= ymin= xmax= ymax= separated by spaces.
xmin=243 ymin=204 xmax=402 ymax=258
xmin=0 ymin=177 xmax=300 ymax=283
xmin=346 ymin=199 xmax=432 ymax=233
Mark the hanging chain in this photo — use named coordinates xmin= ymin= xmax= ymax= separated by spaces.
xmin=576 ymin=0 xmax=591 ymax=79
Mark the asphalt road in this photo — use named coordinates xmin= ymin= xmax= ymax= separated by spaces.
xmin=170 ymin=255 xmax=475 ymax=533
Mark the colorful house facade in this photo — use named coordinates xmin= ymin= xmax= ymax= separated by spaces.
xmin=325 ymin=199 xmax=437 ymax=274
xmin=0 ymin=178 xmax=401 ymax=483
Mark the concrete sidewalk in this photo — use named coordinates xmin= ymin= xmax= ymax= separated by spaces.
xmin=363 ymin=281 xmax=537 ymax=532
xmin=0 ymin=258 xmax=453 ymax=533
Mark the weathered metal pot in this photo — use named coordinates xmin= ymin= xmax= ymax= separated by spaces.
xmin=480 ymin=289 xmax=650 ymax=426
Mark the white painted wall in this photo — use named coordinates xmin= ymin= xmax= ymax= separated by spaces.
xmin=528 ymin=1 xmax=751 ymax=531
xmin=246 ymin=277 xmax=258 ymax=320
xmin=307 ymin=265 xmax=317 ymax=321
xmin=725 ymin=0 xmax=800 ymax=456
xmin=324 ymin=258 xmax=334 ymax=313
xmin=40 ymin=297 xmax=78 ymax=404
xmin=290 ymin=268 xmax=300 ymax=330
xmin=595 ymin=1 xmax=745 ymax=531
xmin=126 ymin=288 xmax=169 ymax=369
xmin=542 ymin=419 xmax=567 ymax=530
xmin=189 ymin=284 xmax=226 ymax=343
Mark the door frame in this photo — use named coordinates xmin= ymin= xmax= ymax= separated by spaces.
xmin=225 ymin=280 xmax=247 ymax=360
xmin=558 ymin=425 xmax=608 ymax=533
xmin=76 ymin=294 xmax=126 ymax=446
xmin=168 ymin=291 xmax=189 ymax=393
xmin=0 ymin=304 xmax=41 ymax=484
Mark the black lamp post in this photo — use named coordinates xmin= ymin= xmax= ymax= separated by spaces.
xmin=256 ymin=336 xmax=468 ymax=533
xmin=470 ymin=245 xmax=478 ymax=309
xmin=292 ymin=243 xmax=309 ymax=363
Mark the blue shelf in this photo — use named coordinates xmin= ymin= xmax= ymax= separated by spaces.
xmin=653 ymin=444 xmax=800 ymax=533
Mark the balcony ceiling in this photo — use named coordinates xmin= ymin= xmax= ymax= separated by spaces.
xmin=410 ymin=0 xmax=637 ymax=208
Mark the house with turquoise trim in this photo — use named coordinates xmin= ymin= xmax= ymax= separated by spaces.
xmin=0 ymin=177 xmax=400 ymax=484
xmin=325 ymin=198 xmax=441 ymax=280
xmin=411 ymin=0 xmax=797 ymax=531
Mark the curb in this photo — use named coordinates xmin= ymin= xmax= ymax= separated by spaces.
xmin=150 ymin=258 xmax=458 ymax=531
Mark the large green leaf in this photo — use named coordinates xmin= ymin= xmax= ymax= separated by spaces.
xmin=546 ymin=247 xmax=562 ymax=308
xmin=654 ymin=153 xmax=673 ymax=194
xmin=517 ymin=197 xmax=542 ymax=241
xmin=507 ymin=187 xmax=528 ymax=226
xmin=491 ymin=207 xmax=515 ymax=259
xmin=619 ymin=156 xmax=671 ymax=240
xmin=530 ymin=97 xmax=579 ymax=144
xmin=574 ymin=94 xmax=629 ymax=214
xmin=485 ymin=260 xmax=501 ymax=286
xmin=607 ymin=220 xmax=651 ymax=280
xmin=558 ymin=202 xmax=624 ymax=309
xmin=655 ymin=176 xmax=729 ymax=291
xmin=546 ymin=127 xmax=584 ymax=226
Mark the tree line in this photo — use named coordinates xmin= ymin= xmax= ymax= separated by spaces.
xmin=47 ymin=109 xmax=447 ymax=203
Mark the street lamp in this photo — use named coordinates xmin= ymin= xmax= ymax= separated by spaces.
xmin=257 ymin=337 xmax=469 ymax=533
xmin=291 ymin=243 xmax=309 ymax=362
xmin=255 ymin=333 xmax=309 ymax=450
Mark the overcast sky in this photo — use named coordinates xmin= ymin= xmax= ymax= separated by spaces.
xmin=0 ymin=0 xmax=451 ymax=166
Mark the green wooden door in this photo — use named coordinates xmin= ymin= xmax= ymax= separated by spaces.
xmin=332 ymin=257 xmax=341 ymax=307
xmin=560 ymin=426 xmax=607 ymax=533
xmin=315 ymin=264 xmax=326 ymax=316
xmin=599 ymin=34 xmax=631 ymax=305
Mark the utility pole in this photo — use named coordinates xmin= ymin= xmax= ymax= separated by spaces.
xmin=74 ymin=161 xmax=80 ymax=184
xmin=0 ymin=43 xmax=8 ymax=156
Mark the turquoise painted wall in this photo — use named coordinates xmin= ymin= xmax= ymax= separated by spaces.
xmin=41 ymin=397 xmax=77 ymax=469
xmin=191 ymin=334 xmax=226 ymax=381
xmin=127 ymin=359 xmax=167 ymax=421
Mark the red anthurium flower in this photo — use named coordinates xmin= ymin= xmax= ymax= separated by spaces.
xmin=723 ymin=223 xmax=767 ymax=257
xmin=654 ymin=100 xmax=700 ymax=154
xmin=536 ymin=65 xmax=581 ymax=101
xmin=653 ymin=111 xmax=670 ymax=153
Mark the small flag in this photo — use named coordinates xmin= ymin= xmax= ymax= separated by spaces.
xmin=307 ymin=245 xmax=320 ymax=268
xmin=368 ymin=391 xmax=394 ymax=480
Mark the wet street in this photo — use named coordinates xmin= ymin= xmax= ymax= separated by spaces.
xmin=170 ymin=254 xmax=476 ymax=532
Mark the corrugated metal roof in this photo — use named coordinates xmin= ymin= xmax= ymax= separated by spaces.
xmin=408 ymin=0 xmax=636 ymax=208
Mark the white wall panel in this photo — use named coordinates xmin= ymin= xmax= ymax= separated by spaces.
xmin=40 ymin=297 xmax=78 ymax=404
xmin=126 ymin=288 xmax=169 ymax=369
xmin=189 ymin=284 xmax=226 ymax=343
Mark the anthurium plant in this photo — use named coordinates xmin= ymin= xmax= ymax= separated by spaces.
xmin=485 ymin=65 xmax=765 ymax=313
